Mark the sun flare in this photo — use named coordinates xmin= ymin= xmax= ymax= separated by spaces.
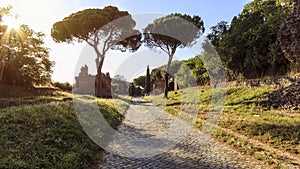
xmin=2 ymin=15 xmax=21 ymax=30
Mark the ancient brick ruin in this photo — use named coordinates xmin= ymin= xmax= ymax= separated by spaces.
xmin=152 ymin=79 xmax=165 ymax=95
xmin=74 ymin=65 xmax=112 ymax=98
xmin=278 ymin=0 xmax=300 ymax=66
xmin=152 ymin=77 xmax=178 ymax=95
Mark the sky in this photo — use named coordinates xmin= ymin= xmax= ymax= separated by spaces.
xmin=0 ymin=0 xmax=251 ymax=83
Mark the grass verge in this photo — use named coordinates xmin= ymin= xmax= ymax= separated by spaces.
xmin=150 ymin=86 xmax=300 ymax=168
xmin=0 ymin=95 xmax=128 ymax=168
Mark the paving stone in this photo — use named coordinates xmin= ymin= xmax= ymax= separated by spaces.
xmin=98 ymin=98 xmax=269 ymax=169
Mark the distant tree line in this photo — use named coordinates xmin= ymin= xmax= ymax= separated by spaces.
xmin=132 ymin=61 xmax=183 ymax=93
xmin=112 ymin=74 xmax=129 ymax=95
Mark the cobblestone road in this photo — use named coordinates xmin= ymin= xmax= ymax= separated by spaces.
xmin=98 ymin=98 xmax=269 ymax=169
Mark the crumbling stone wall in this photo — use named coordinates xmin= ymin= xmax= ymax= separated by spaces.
xmin=266 ymin=80 xmax=300 ymax=111
xmin=152 ymin=79 xmax=165 ymax=95
xmin=226 ymin=74 xmax=300 ymax=111
xmin=227 ymin=74 xmax=300 ymax=88
xmin=98 ymin=72 xmax=112 ymax=98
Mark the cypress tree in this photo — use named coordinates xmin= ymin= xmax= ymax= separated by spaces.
xmin=145 ymin=65 xmax=151 ymax=94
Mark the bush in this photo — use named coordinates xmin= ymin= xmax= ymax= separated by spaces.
xmin=52 ymin=82 xmax=72 ymax=91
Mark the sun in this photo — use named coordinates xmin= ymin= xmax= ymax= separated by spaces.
xmin=2 ymin=15 xmax=21 ymax=30
xmin=0 ymin=14 xmax=25 ymax=45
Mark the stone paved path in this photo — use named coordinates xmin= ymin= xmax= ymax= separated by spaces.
xmin=98 ymin=98 xmax=269 ymax=169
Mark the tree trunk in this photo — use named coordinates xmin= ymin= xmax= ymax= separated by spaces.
xmin=95 ymin=57 xmax=104 ymax=97
xmin=95 ymin=75 xmax=102 ymax=97
xmin=164 ymin=54 xmax=174 ymax=98
xmin=0 ymin=61 xmax=5 ymax=82
xmin=163 ymin=72 xmax=169 ymax=98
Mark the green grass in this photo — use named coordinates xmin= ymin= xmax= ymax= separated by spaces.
xmin=0 ymin=85 xmax=73 ymax=109
xmin=0 ymin=85 xmax=60 ymax=98
xmin=150 ymin=86 xmax=300 ymax=168
xmin=0 ymin=91 xmax=128 ymax=168
xmin=0 ymin=91 xmax=72 ymax=109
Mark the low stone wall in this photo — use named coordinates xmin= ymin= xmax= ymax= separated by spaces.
xmin=226 ymin=74 xmax=300 ymax=111
xmin=267 ymin=81 xmax=300 ymax=111
xmin=226 ymin=74 xmax=300 ymax=89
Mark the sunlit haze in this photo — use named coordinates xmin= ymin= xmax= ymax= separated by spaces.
xmin=0 ymin=0 xmax=251 ymax=83
xmin=2 ymin=15 xmax=21 ymax=30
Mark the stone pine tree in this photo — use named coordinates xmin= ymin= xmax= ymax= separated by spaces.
xmin=143 ymin=13 xmax=204 ymax=98
xmin=145 ymin=65 xmax=151 ymax=94
xmin=51 ymin=6 xmax=141 ymax=97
